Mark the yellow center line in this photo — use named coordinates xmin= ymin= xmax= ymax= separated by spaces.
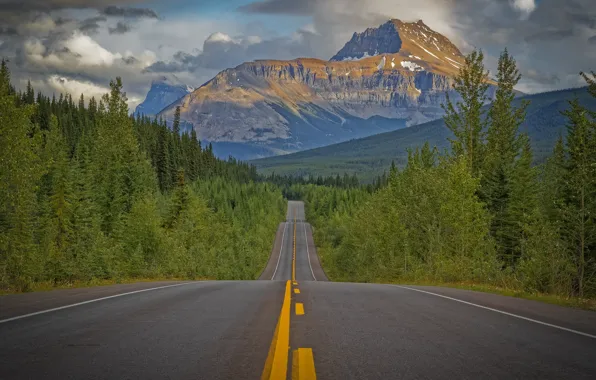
xmin=292 ymin=215 xmax=296 ymax=282
xmin=292 ymin=348 xmax=317 ymax=380
xmin=261 ymin=280 xmax=292 ymax=380
xmin=296 ymin=303 xmax=305 ymax=316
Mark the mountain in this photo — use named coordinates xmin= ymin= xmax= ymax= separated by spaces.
xmin=135 ymin=77 xmax=194 ymax=116
xmin=158 ymin=19 xmax=480 ymax=160
xmin=252 ymin=87 xmax=596 ymax=182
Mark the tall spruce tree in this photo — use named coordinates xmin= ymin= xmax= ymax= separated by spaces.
xmin=442 ymin=49 xmax=490 ymax=176
xmin=482 ymin=49 xmax=530 ymax=263
xmin=0 ymin=61 xmax=44 ymax=290
xmin=561 ymin=98 xmax=595 ymax=297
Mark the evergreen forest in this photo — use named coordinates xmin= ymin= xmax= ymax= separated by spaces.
xmin=291 ymin=50 xmax=596 ymax=300
xmin=0 ymin=61 xmax=286 ymax=291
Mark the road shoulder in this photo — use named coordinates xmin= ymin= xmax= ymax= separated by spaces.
xmin=0 ymin=281 xmax=191 ymax=321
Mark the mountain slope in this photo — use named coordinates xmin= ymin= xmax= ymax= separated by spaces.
xmin=252 ymin=87 xmax=595 ymax=182
xmin=158 ymin=19 xmax=478 ymax=159
xmin=135 ymin=77 xmax=193 ymax=116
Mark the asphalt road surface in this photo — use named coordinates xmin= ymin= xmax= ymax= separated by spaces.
xmin=1 ymin=201 xmax=596 ymax=379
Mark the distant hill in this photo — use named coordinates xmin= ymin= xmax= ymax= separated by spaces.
xmin=252 ymin=87 xmax=595 ymax=182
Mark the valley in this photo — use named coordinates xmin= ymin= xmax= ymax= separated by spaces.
xmin=253 ymin=86 xmax=596 ymax=182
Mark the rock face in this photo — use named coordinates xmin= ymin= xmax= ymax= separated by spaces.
xmin=159 ymin=19 xmax=473 ymax=159
xmin=135 ymin=77 xmax=193 ymax=116
xmin=331 ymin=21 xmax=403 ymax=61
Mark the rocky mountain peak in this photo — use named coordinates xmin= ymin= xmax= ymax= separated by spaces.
xmin=156 ymin=19 xmax=475 ymax=159
xmin=330 ymin=19 xmax=464 ymax=67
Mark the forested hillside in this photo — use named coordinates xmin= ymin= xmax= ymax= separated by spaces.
xmin=0 ymin=61 xmax=285 ymax=292
xmin=293 ymin=51 xmax=596 ymax=300
xmin=254 ymin=86 xmax=596 ymax=183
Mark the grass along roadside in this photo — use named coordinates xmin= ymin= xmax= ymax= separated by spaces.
xmin=397 ymin=281 xmax=596 ymax=311
xmin=0 ymin=276 xmax=210 ymax=296
xmin=380 ymin=279 xmax=596 ymax=311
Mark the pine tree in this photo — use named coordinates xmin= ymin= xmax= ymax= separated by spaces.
xmin=481 ymin=49 xmax=530 ymax=263
xmin=506 ymin=134 xmax=538 ymax=263
xmin=173 ymin=106 xmax=181 ymax=137
xmin=166 ymin=169 xmax=190 ymax=228
xmin=561 ymin=98 xmax=595 ymax=297
xmin=91 ymin=78 xmax=156 ymax=234
xmin=441 ymin=49 xmax=490 ymax=176
xmin=0 ymin=64 xmax=44 ymax=290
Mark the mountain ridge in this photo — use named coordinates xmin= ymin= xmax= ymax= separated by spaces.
xmin=135 ymin=76 xmax=194 ymax=116
xmin=157 ymin=19 xmax=480 ymax=159
xmin=252 ymin=86 xmax=595 ymax=182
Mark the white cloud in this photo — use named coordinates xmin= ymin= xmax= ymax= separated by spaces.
xmin=47 ymin=75 xmax=110 ymax=100
xmin=206 ymin=32 xmax=236 ymax=44
xmin=64 ymin=32 xmax=122 ymax=66
xmin=510 ymin=0 xmax=536 ymax=17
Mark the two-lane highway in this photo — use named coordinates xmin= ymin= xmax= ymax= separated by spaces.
xmin=2 ymin=201 xmax=596 ymax=379
xmin=260 ymin=200 xmax=327 ymax=282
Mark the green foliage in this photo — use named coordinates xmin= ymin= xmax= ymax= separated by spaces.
xmin=442 ymin=49 xmax=490 ymax=176
xmin=482 ymin=50 xmax=533 ymax=265
xmin=296 ymin=54 xmax=596 ymax=300
xmin=0 ymin=66 xmax=285 ymax=290
xmin=254 ymin=87 xmax=596 ymax=182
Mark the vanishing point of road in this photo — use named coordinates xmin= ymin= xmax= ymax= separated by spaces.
xmin=1 ymin=201 xmax=596 ymax=379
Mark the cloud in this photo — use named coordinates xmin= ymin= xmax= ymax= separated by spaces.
xmin=238 ymin=0 xmax=316 ymax=15
xmin=524 ymin=29 xmax=574 ymax=43
xmin=524 ymin=69 xmax=560 ymax=85
xmin=64 ymin=32 xmax=121 ymax=65
xmin=101 ymin=6 xmax=158 ymax=19
xmin=2 ymin=0 xmax=595 ymax=111
xmin=0 ymin=26 xmax=18 ymax=35
xmin=47 ymin=75 xmax=110 ymax=99
xmin=0 ymin=1 xmax=144 ymax=11
xmin=234 ymin=0 xmax=596 ymax=92
xmin=109 ymin=22 xmax=131 ymax=34
xmin=146 ymin=27 xmax=318 ymax=76
xmin=79 ymin=16 xmax=108 ymax=34
xmin=510 ymin=0 xmax=536 ymax=18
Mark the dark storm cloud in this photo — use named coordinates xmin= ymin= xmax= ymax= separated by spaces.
xmin=79 ymin=16 xmax=108 ymax=34
xmin=589 ymin=36 xmax=596 ymax=45
xmin=0 ymin=26 xmax=18 ymax=35
xmin=109 ymin=22 xmax=132 ymax=34
xmin=237 ymin=0 xmax=316 ymax=15
xmin=524 ymin=29 xmax=574 ymax=43
xmin=0 ymin=0 xmax=141 ymax=12
xmin=102 ymin=6 xmax=158 ymax=19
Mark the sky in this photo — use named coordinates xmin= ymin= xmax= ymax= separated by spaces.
xmin=0 ymin=0 xmax=594 ymax=109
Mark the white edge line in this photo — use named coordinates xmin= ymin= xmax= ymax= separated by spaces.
xmin=303 ymin=222 xmax=317 ymax=281
xmin=0 ymin=283 xmax=189 ymax=324
xmin=394 ymin=285 xmax=596 ymax=339
xmin=271 ymin=222 xmax=288 ymax=280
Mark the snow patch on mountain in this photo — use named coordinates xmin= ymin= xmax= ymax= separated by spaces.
xmin=377 ymin=56 xmax=386 ymax=70
xmin=400 ymin=61 xmax=424 ymax=71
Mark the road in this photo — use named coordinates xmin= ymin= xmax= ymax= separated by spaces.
xmin=1 ymin=201 xmax=596 ymax=379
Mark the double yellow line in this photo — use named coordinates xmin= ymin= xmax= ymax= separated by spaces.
xmin=292 ymin=215 xmax=296 ymax=283
xmin=262 ymin=209 xmax=316 ymax=380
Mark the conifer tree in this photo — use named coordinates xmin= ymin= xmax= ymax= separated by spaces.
xmin=166 ymin=169 xmax=190 ymax=228
xmin=481 ymin=49 xmax=530 ymax=262
xmin=442 ymin=49 xmax=490 ymax=176
xmin=0 ymin=62 xmax=44 ymax=290
xmin=561 ymin=98 xmax=596 ymax=297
